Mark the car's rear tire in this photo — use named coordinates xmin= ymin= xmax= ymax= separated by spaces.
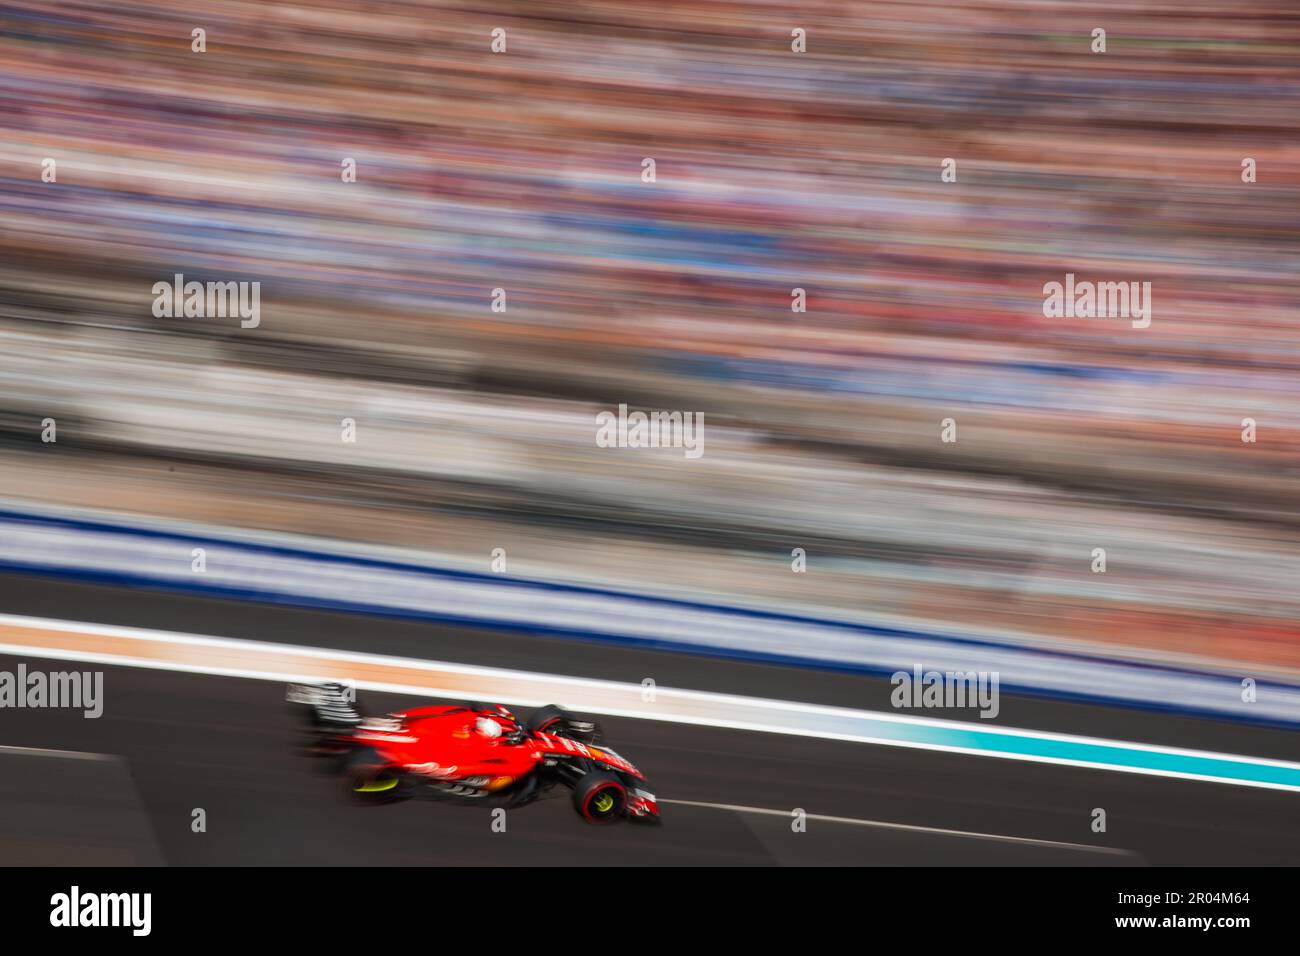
xmin=571 ymin=771 xmax=627 ymax=824
xmin=343 ymin=749 xmax=406 ymax=805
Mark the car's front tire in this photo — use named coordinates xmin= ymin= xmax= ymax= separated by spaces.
xmin=571 ymin=771 xmax=627 ymax=824
xmin=528 ymin=705 xmax=600 ymax=742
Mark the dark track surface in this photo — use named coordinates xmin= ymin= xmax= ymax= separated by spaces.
xmin=0 ymin=573 xmax=1296 ymax=865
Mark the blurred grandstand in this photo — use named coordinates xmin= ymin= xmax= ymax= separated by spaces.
xmin=0 ymin=1 xmax=1297 ymax=673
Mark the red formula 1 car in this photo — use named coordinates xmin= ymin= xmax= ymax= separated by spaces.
xmin=288 ymin=683 xmax=660 ymax=825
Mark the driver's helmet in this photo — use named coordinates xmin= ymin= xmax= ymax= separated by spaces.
xmin=474 ymin=716 xmax=503 ymax=738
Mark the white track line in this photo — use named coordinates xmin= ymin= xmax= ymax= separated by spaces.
xmin=660 ymin=799 xmax=1138 ymax=857
xmin=0 ymin=744 xmax=111 ymax=761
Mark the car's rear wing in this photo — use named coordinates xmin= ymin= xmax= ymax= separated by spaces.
xmin=287 ymin=682 xmax=362 ymax=730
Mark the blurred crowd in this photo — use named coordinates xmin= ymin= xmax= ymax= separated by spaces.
xmin=0 ymin=2 xmax=1297 ymax=671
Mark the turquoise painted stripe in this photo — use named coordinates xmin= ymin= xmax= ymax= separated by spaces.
xmin=774 ymin=711 xmax=1300 ymax=791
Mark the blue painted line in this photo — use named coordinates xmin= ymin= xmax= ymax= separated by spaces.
xmin=1 ymin=508 xmax=1296 ymax=729
xmin=0 ymin=507 xmax=1235 ymax=680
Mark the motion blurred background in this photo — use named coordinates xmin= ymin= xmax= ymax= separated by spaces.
xmin=0 ymin=1 xmax=1297 ymax=675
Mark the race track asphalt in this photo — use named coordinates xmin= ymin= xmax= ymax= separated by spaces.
xmin=0 ymin=572 xmax=1295 ymax=866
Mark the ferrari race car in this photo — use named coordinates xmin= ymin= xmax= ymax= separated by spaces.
xmin=288 ymin=683 xmax=660 ymax=825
